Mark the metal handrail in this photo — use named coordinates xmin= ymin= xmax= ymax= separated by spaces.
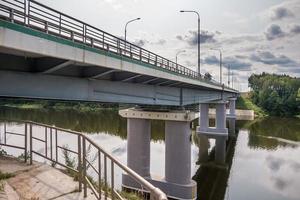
xmin=0 ymin=119 xmax=167 ymax=200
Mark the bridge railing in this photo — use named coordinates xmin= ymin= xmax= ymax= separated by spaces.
xmin=0 ymin=119 xmax=167 ymax=200
xmin=0 ymin=0 xmax=212 ymax=82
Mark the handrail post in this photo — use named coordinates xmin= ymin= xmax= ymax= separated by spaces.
xmin=78 ymin=135 xmax=82 ymax=192
xmin=98 ymin=151 xmax=102 ymax=200
xmin=82 ymin=137 xmax=87 ymax=197
xmin=104 ymin=155 xmax=108 ymax=199
xmin=24 ymin=123 xmax=28 ymax=163
xmin=29 ymin=123 xmax=33 ymax=165
xmin=4 ymin=122 xmax=6 ymax=144
xmin=111 ymin=160 xmax=114 ymax=200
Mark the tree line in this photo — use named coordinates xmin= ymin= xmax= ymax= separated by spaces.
xmin=248 ymin=73 xmax=300 ymax=116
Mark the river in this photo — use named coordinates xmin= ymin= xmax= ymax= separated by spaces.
xmin=0 ymin=107 xmax=299 ymax=200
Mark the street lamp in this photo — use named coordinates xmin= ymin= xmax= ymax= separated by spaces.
xmin=124 ymin=17 xmax=141 ymax=42
xmin=180 ymin=10 xmax=200 ymax=76
xmin=226 ymin=64 xmax=231 ymax=87
xmin=210 ymin=48 xmax=222 ymax=84
xmin=176 ymin=50 xmax=186 ymax=64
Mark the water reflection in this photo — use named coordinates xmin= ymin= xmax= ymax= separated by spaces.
xmin=0 ymin=107 xmax=165 ymax=141
xmin=192 ymin=118 xmax=237 ymax=200
xmin=245 ymin=117 xmax=300 ymax=150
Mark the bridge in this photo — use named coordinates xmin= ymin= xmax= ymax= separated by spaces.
xmin=0 ymin=0 xmax=239 ymax=200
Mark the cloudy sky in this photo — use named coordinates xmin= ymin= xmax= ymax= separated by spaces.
xmin=39 ymin=0 xmax=300 ymax=91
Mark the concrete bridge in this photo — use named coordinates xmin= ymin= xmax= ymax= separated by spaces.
xmin=0 ymin=0 xmax=239 ymax=199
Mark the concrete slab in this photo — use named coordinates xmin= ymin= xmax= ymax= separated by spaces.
xmin=0 ymin=156 xmax=99 ymax=200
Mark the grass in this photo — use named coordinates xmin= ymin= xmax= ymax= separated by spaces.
xmin=0 ymin=99 xmax=118 ymax=113
xmin=0 ymin=171 xmax=14 ymax=180
xmin=0 ymin=170 xmax=14 ymax=191
xmin=236 ymin=95 xmax=267 ymax=117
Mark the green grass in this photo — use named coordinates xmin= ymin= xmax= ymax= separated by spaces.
xmin=236 ymin=95 xmax=267 ymax=117
xmin=0 ymin=171 xmax=14 ymax=180
xmin=0 ymin=170 xmax=14 ymax=192
xmin=0 ymin=99 xmax=118 ymax=113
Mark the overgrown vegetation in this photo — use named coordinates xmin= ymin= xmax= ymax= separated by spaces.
xmin=236 ymin=94 xmax=267 ymax=117
xmin=248 ymin=73 xmax=300 ymax=116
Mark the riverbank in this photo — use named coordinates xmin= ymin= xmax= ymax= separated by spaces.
xmin=236 ymin=94 xmax=267 ymax=117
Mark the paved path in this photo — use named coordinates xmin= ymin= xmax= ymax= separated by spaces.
xmin=0 ymin=156 xmax=98 ymax=200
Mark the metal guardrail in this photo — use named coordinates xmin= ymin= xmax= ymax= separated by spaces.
xmin=0 ymin=0 xmax=229 ymax=88
xmin=0 ymin=119 xmax=167 ymax=200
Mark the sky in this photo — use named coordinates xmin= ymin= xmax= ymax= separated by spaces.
xmin=39 ymin=0 xmax=300 ymax=91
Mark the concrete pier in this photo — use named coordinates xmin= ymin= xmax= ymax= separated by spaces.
xmin=127 ymin=118 xmax=151 ymax=178
xmin=119 ymin=109 xmax=197 ymax=200
xmin=197 ymin=101 xmax=228 ymax=164
xmin=165 ymin=121 xmax=191 ymax=185
xmin=227 ymin=97 xmax=237 ymax=119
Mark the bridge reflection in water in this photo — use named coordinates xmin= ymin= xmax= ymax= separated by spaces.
xmin=192 ymin=118 xmax=237 ymax=200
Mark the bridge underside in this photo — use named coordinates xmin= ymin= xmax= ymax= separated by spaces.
xmin=0 ymin=49 xmax=234 ymax=107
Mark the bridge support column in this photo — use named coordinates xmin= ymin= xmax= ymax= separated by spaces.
xmin=119 ymin=108 xmax=197 ymax=200
xmin=122 ymin=118 xmax=151 ymax=188
xmin=197 ymin=101 xmax=228 ymax=164
xmin=228 ymin=118 xmax=236 ymax=137
xmin=199 ymin=103 xmax=209 ymax=131
xmin=227 ymin=97 xmax=237 ymax=119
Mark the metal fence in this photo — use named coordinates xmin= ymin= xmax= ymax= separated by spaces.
xmin=0 ymin=120 xmax=167 ymax=200
xmin=0 ymin=0 xmax=202 ymax=79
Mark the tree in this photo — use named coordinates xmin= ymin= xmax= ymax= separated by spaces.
xmin=248 ymin=73 xmax=300 ymax=116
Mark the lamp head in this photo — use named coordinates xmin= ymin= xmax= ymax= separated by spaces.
xmin=180 ymin=10 xmax=185 ymax=12
xmin=137 ymin=17 xmax=141 ymax=20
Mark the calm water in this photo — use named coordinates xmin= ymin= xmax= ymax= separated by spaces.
xmin=0 ymin=107 xmax=300 ymax=200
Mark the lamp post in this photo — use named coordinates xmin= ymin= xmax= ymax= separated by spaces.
xmin=227 ymin=64 xmax=231 ymax=87
xmin=124 ymin=18 xmax=141 ymax=42
xmin=180 ymin=10 xmax=200 ymax=76
xmin=176 ymin=50 xmax=186 ymax=64
xmin=210 ymin=48 xmax=222 ymax=84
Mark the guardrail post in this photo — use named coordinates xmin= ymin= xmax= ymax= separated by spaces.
xmin=59 ymin=14 xmax=62 ymax=35
xmin=82 ymin=137 xmax=87 ymax=197
xmin=71 ymin=31 xmax=74 ymax=41
xmin=9 ymin=8 xmax=14 ymax=23
xmin=29 ymin=123 xmax=33 ymax=165
xmin=45 ymin=21 xmax=49 ymax=34
xmin=130 ymin=45 xmax=132 ymax=58
xmin=24 ymin=123 xmax=28 ymax=163
xmin=139 ymin=49 xmax=142 ymax=61
xmin=78 ymin=135 xmax=82 ymax=192
xmin=91 ymin=38 xmax=94 ymax=48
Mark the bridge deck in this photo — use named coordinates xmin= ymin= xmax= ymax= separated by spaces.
xmin=0 ymin=0 xmax=238 ymax=106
